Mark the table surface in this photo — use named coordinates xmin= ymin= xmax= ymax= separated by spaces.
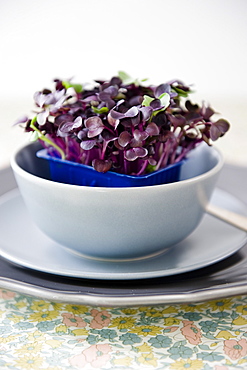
xmin=0 ymin=99 xmax=247 ymax=369
xmin=1 ymin=290 xmax=247 ymax=369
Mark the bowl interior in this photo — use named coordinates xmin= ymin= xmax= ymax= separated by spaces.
xmin=14 ymin=142 xmax=50 ymax=180
xmin=14 ymin=142 xmax=221 ymax=187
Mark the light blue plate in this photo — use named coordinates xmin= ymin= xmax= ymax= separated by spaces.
xmin=0 ymin=188 xmax=246 ymax=280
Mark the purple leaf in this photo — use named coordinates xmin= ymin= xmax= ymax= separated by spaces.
xmin=37 ymin=110 xmax=49 ymax=126
xmin=43 ymin=89 xmax=67 ymax=112
xmin=107 ymin=113 xmax=120 ymax=129
xmin=50 ymin=95 xmax=67 ymax=112
xmin=98 ymin=91 xmax=113 ymax=102
xmin=110 ymin=106 xmax=139 ymax=120
xmin=118 ymin=131 xmax=132 ymax=147
xmin=58 ymin=121 xmax=78 ymax=137
xmin=57 ymin=116 xmax=82 ymax=137
xmin=72 ymin=116 xmax=83 ymax=129
xmin=145 ymin=122 xmax=160 ymax=136
xmin=129 ymin=95 xmax=143 ymax=106
xmin=98 ymin=88 xmax=117 ymax=109
xmin=33 ymin=91 xmax=47 ymax=108
xmin=154 ymin=83 xmax=170 ymax=98
xmin=120 ymin=118 xmax=133 ymax=128
xmin=148 ymin=157 xmax=157 ymax=166
xmin=185 ymin=100 xmax=199 ymax=112
xmin=109 ymin=76 xmax=122 ymax=86
xmin=130 ymin=129 xmax=148 ymax=147
xmin=82 ymin=94 xmax=98 ymax=103
xmin=13 ymin=115 xmax=28 ymax=126
xmin=80 ymin=140 xmax=96 ymax=150
xmin=125 ymin=106 xmax=139 ymax=118
xmin=103 ymin=85 xmax=118 ymax=96
xmin=139 ymin=106 xmax=153 ymax=121
xmin=77 ymin=129 xmax=88 ymax=140
xmin=101 ymin=130 xmax=117 ymax=142
xmin=92 ymin=159 xmax=112 ymax=173
xmin=125 ymin=147 xmax=148 ymax=161
xmin=201 ymin=104 xmax=215 ymax=120
xmin=110 ymin=109 xmax=126 ymax=120
xmin=131 ymin=114 xmax=140 ymax=126
xmin=168 ymin=114 xmax=186 ymax=128
xmin=58 ymin=121 xmax=74 ymax=135
xmin=33 ymin=92 xmax=47 ymax=108
xmin=55 ymin=114 xmax=74 ymax=126
xmin=85 ymin=116 xmax=104 ymax=138
xmin=150 ymin=99 xmax=162 ymax=110
xmin=210 ymin=119 xmax=230 ymax=141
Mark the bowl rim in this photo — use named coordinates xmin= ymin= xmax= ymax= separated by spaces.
xmin=11 ymin=142 xmax=224 ymax=192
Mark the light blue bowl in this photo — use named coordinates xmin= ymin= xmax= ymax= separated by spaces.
xmin=11 ymin=142 xmax=223 ymax=261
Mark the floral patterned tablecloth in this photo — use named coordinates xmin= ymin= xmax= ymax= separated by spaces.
xmin=1 ymin=289 xmax=247 ymax=369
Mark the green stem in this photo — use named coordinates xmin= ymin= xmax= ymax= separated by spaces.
xmin=30 ymin=117 xmax=65 ymax=160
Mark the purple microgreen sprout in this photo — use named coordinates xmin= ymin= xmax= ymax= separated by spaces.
xmin=29 ymin=117 xmax=66 ymax=160
xmin=16 ymin=72 xmax=230 ymax=176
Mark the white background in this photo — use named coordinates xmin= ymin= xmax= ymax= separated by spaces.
xmin=0 ymin=0 xmax=247 ymax=167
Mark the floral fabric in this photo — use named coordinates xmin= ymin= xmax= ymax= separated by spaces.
xmin=1 ymin=289 xmax=247 ymax=369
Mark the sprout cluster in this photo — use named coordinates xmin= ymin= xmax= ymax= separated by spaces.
xmin=18 ymin=72 xmax=230 ymax=176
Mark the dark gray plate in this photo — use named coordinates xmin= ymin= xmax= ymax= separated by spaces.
xmin=0 ymin=164 xmax=247 ymax=306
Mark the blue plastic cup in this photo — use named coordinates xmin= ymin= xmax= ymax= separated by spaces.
xmin=36 ymin=149 xmax=184 ymax=187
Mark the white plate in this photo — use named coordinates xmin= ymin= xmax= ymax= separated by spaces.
xmin=0 ymin=189 xmax=246 ymax=280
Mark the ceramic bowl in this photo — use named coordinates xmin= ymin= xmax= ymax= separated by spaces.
xmin=11 ymin=142 xmax=223 ymax=261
